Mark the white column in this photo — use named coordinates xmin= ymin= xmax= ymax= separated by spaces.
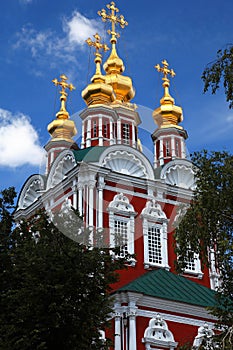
xmin=171 ymin=136 xmax=175 ymax=158
xmin=115 ymin=313 xmax=122 ymax=350
xmin=72 ymin=181 xmax=78 ymax=210
xmin=143 ymin=219 xmax=149 ymax=269
xmin=181 ymin=138 xmax=186 ymax=159
xmin=159 ymin=138 xmax=164 ymax=166
xmin=97 ymin=176 xmax=105 ymax=230
xmin=127 ymin=306 xmax=137 ymax=350
xmin=81 ymin=121 xmax=85 ymax=149
xmin=162 ymin=222 xmax=170 ymax=270
xmin=99 ymin=116 xmax=103 ymax=146
xmin=153 ymin=142 xmax=158 ymax=168
xmin=86 ymin=119 xmax=91 ymax=148
xmin=117 ymin=119 xmax=121 ymax=144
xmin=132 ymin=123 xmax=135 ymax=148
xmin=78 ymin=183 xmax=83 ymax=216
xmin=110 ymin=119 xmax=114 ymax=145
xmin=88 ymin=180 xmax=96 ymax=246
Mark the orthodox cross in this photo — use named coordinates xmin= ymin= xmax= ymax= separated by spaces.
xmin=155 ymin=60 xmax=175 ymax=98
xmin=52 ymin=74 xmax=75 ymax=115
xmin=86 ymin=33 xmax=109 ymax=56
xmin=98 ymin=1 xmax=128 ymax=42
xmin=155 ymin=60 xmax=175 ymax=81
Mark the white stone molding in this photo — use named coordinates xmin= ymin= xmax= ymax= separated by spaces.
xmin=47 ymin=150 xmax=76 ymax=189
xmin=161 ymin=159 xmax=196 ymax=190
xmin=142 ymin=314 xmax=178 ymax=350
xmin=141 ymin=200 xmax=169 ymax=270
xmin=18 ymin=174 xmax=45 ymax=210
xmin=193 ymin=323 xmax=214 ymax=349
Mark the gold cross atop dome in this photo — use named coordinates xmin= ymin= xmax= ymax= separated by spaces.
xmin=155 ymin=60 xmax=175 ymax=101
xmin=155 ymin=60 xmax=176 ymax=81
xmin=86 ymin=33 xmax=109 ymax=76
xmin=86 ymin=33 xmax=109 ymax=55
xmin=52 ymin=74 xmax=75 ymax=119
xmin=98 ymin=1 xmax=128 ymax=44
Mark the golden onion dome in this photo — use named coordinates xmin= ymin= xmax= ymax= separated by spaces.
xmin=153 ymin=60 xmax=183 ymax=130
xmin=48 ymin=75 xmax=77 ymax=143
xmin=82 ymin=34 xmax=116 ymax=106
xmin=98 ymin=2 xmax=135 ymax=104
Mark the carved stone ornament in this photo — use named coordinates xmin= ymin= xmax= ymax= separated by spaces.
xmin=142 ymin=314 xmax=178 ymax=349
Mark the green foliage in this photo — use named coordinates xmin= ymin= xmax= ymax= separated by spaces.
xmin=0 ymin=188 xmax=126 ymax=350
xmin=202 ymin=45 xmax=233 ymax=108
xmin=175 ymin=150 xmax=233 ymax=349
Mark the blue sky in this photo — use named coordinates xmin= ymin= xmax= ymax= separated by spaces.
xmin=1 ymin=0 xmax=233 ymax=193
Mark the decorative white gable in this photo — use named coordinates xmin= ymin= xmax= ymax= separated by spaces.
xmin=142 ymin=314 xmax=178 ymax=349
xmin=18 ymin=174 xmax=45 ymax=210
xmin=99 ymin=144 xmax=155 ymax=179
xmin=161 ymin=159 xmax=196 ymax=190
xmin=47 ymin=151 xmax=76 ymax=189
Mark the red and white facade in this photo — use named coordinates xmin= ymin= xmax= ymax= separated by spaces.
xmin=15 ymin=3 xmax=219 ymax=348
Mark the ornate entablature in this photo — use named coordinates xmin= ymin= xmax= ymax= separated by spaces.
xmin=99 ymin=144 xmax=155 ymax=179
xmin=46 ymin=150 xmax=76 ymax=189
xmin=160 ymin=159 xmax=196 ymax=190
xmin=17 ymin=174 xmax=45 ymax=210
xmin=142 ymin=314 xmax=178 ymax=349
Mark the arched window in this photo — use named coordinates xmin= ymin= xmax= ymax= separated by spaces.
xmin=108 ymin=193 xmax=136 ymax=263
xmin=174 ymin=205 xmax=203 ymax=278
xmin=141 ymin=200 xmax=169 ymax=270
xmin=142 ymin=314 xmax=178 ymax=349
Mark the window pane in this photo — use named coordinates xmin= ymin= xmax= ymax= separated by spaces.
xmin=148 ymin=226 xmax=162 ymax=264
xmin=114 ymin=220 xmax=128 ymax=257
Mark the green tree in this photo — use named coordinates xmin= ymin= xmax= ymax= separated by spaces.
xmin=0 ymin=188 xmax=126 ymax=350
xmin=175 ymin=150 xmax=233 ymax=349
xmin=202 ymin=45 xmax=233 ymax=108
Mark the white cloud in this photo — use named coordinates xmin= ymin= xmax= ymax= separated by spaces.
xmin=63 ymin=11 xmax=103 ymax=46
xmin=13 ymin=11 xmax=104 ymax=72
xmin=19 ymin=0 xmax=33 ymax=4
xmin=226 ymin=114 xmax=233 ymax=123
xmin=0 ymin=108 xmax=44 ymax=168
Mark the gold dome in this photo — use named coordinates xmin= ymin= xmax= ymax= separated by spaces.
xmin=48 ymin=75 xmax=77 ymax=143
xmin=82 ymin=34 xmax=116 ymax=106
xmin=153 ymin=60 xmax=183 ymax=130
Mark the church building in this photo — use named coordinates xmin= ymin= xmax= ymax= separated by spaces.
xmin=15 ymin=2 xmax=218 ymax=349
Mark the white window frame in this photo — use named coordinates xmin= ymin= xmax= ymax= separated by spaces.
xmin=184 ymin=249 xmax=203 ymax=279
xmin=108 ymin=193 xmax=136 ymax=264
xmin=141 ymin=200 xmax=169 ymax=270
